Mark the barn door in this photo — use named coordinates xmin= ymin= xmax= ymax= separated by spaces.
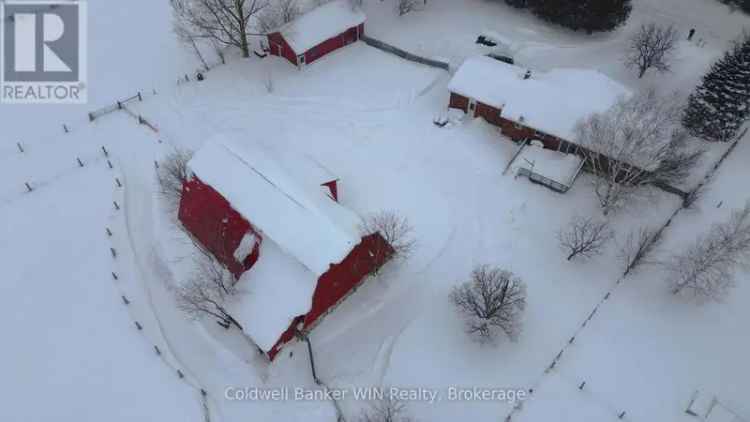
xmin=468 ymin=99 xmax=477 ymax=118
xmin=298 ymin=54 xmax=306 ymax=68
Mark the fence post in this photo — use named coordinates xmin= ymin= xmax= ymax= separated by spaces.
xmin=17 ymin=142 xmax=24 ymax=153
xmin=88 ymin=112 xmax=95 ymax=122
xmin=77 ymin=157 xmax=84 ymax=167
xmin=107 ymin=160 xmax=113 ymax=169
xmin=117 ymin=101 xmax=122 ymax=109
xmin=115 ymin=178 xmax=122 ymax=187
xmin=25 ymin=182 xmax=33 ymax=192
xmin=63 ymin=124 xmax=69 ymax=133
xmin=138 ymin=92 xmax=142 ymax=101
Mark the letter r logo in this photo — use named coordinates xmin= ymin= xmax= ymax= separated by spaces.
xmin=1 ymin=1 xmax=87 ymax=104
xmin=3 ymin=2 xmax=81 ymax=82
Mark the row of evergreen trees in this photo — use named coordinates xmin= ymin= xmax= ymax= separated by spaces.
xmin=716 ymin=0 xmax=750 ymax=14
xmin=683 ymin=32 xmax=750 ymax=142
xmin=504 ymin=0 xmax=632 ymax=33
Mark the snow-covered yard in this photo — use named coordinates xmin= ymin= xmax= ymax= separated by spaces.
xmin=2 ymin=0 xmax=749 ymax=421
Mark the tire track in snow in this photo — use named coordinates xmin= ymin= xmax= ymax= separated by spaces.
xmin=104 ymin=115 xmax=224 ymax=422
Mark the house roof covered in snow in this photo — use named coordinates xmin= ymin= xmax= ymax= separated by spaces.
xmin=448 ymin=56 xmax=630 ymax=141
xmin=277 ymin=0 xmax=366 ymax=55
xmin=188 ymin=135 xmax=362 ymax=276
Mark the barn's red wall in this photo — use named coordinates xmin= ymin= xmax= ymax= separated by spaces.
xmin=267 ymin=315 xmax=304 ymax=360
xmin=265 ymin=233 xmax=393 ymax=361
xmin=303 ymin=24 xmax=363 ymax=65
xmin=269 ymin=23 xmax=364 ymax=67
xmin=267 ymin=32 xmax=298 ymax=65
xmin=303 ymin=233 xmax=393 ymax=330
xmin=449 ymin=92 xmax=469 ymax=112
xmin=178 ymin=178 xmax=262 ymax=279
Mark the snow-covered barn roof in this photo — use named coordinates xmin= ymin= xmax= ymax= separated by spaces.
xmin=229 ymin=240 xmax=317 ymax=351
xmin=187 ymin=135 xmax=362 ymax=276
xmin=278 ymin=0 xmax=366 ymax=55
xmin=448 ymin=56 xmax=630 ymax=141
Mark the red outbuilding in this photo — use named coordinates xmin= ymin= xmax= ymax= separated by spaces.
xmin=178 ymin=136 xmax=393 ymax=360
xmin=267 ymin=0 xmax=365 ymax=67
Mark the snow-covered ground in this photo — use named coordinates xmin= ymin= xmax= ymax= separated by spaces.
xmin=2 ymin=0 xmax=749 ymax=421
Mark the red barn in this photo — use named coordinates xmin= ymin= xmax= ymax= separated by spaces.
xmin=448 ymin=56 xmax=631 ymax=161
xmin=178 ymin=136 xmax=393 ymax=360
xmin=267 ymin=0 xmax=365 ymax=67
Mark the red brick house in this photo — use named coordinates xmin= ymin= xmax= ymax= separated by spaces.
xmin=179 ymin=136 xmax=393 ymax=360
xmin=448 ymin=56 xmax=631 ymax=165
xmin=267 ymin=0 xmax=365 ymax=67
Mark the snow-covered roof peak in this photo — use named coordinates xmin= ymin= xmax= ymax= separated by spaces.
xmin=278 ymin=0 xmax=366 ymax=55
xmin=448 ymin=56 xmax=630 ymax=141
xmin=188 ymin=135 xmax=362 ymax=276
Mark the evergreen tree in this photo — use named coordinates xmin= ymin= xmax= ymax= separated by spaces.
xmin=718 ymin=0 xmax=750 ymax=14
xmin=579 ymin=0 xmax=632 ymax=33
xmin=683 ymin=33 xmax=750 ymax=142
xmin=504 ymin=0 xmax=530 ymax=8
xmin=530 ymin=0 xmax=631 ymax=33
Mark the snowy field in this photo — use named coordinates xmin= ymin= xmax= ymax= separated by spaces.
xmin=1 ymin=0 xmax=749 ymax=421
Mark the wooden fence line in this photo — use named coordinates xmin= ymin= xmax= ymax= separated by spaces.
xmin=88 ymin=91 xmax=145 ymax=122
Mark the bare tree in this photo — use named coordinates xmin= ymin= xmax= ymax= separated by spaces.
xmin=170 ymin=0 xmax=268 ymax=58
xmin=575 ymin=89 xmax=704 ymax=215
xmin=558 ymin=216 xmax=614 ymax=261
xmin=175 ymin=255 xmax=243 ymax=329
xmin=666 ymin=201 xmax=750 ymax=302
xmin=683 ymin=180 xmax=710 ymax=209
xmin=256 ymin=0 xmax=300 ymax=34
xmin=396 ymin=0 xmax=422 ymax=16
xmin=157 ymin=148 xmax=194 ymax=213
xmin=360 ymin=395 xmax=413 ymax=422
xmin=359 ymin=211 xmax=416 ymax=262
xmin=450 ymin=265 xmax=527 ymax=342
xmin=619 ymin=226 xmax=661 ymax=275
xmin=625 ymin=23 xmax=679 ymax=78
xmin=174 ymin=18 xmax=210 ymax=71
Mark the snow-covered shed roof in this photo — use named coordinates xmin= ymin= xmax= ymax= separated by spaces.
xmin=514 ymin=143 xmax=583 ymax=186
xmin=278 ymin=0 xmax=366 ymax=55
xmin=448 ymin=56 xmax=630 ymax=141
xmin=188 ymin=135 xmax=362 ymax=276
xmin=229 ymin=240 xmax=317 ymax=351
